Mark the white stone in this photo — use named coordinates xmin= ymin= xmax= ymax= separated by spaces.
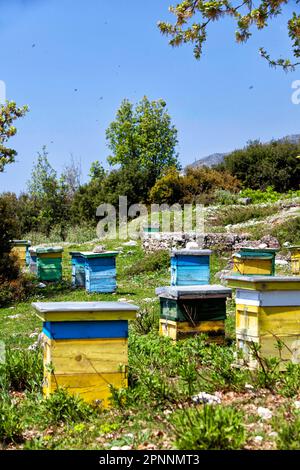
xmin=254 ymin=436 xmax=263 ymax=443
xmin=185 ymin=242 xmax=199 ymax=250
xmin=294 ymin=401 xmax=300 ymax=409
xmin=123 ymin=240 xmax=137 ymax=247
xmin=192 ymin=392 xmax=221 ymax=405
xmin=257 ymin=407 xmax=272 ymax=420
xmin=275 ymin=259 xmax=289 ymax=266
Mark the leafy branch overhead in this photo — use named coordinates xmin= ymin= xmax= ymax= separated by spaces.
xmin=0 ymin=102 xmax=28 ymax=172
xmin=158 ymin=1 xmax=300 ymax=71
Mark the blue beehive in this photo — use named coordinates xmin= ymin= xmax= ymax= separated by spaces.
xmin=171 ymin=249 xmax=212 ymax=286
xmin=78 ymin=251 xmax=119 ymax=293
xmin=69 ymin=252 xmax=86 ymax=288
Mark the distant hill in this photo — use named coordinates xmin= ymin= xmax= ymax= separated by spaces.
xmin=189 ymin=134 xmax=300 ymax=169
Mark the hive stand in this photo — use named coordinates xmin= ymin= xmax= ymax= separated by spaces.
xmin=156 ymin=285 xmax=232 ymax=343
xmin=32 ymin=301 xmax=139 ymax=406
xmin=36 ymin=247 xmax=64 ymax=282
xmin=226 ymin=275 xmax=300 ymax=369
xmin=171 ymin=249 xmax=212 ymax=286
xmin=232 ymin=247 xmax=278 ymax=276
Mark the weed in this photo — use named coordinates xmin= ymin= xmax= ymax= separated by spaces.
xmin=0 ymin=394 xmax=24 ymax=444
xmin=0 ymin=348 xmax=43 ymax=393
xmin=125 ymin=250 xmax=169 ymax=276
xmin=42 ymin=388 xmax=95 ymax=426
xmin=276 ymin=411 xmax=300 ymax=450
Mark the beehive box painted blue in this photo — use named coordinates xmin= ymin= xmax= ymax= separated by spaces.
xmin=156 ymin=285 xmax=231 ymax=342
xmin=32 ymin=301 xmax=139 ymax=406
xmin=78 ymin=251 xmax=119 ymax=293
xmin=171 ymin=249 xmax=212 ymax=286
xmin=69 ymin=252 xmax=86 ymax=288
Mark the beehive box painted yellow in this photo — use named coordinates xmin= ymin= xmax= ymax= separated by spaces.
xmin=226 ymin=275 xmax=300 ymax=369
xmin=159 ymin=319 xmax=225 ymax=343
xmin=290 ymin=246 xmax=300 ymax=275
xmin=32 ymin=302 xmax=139 ymax=407
xmin=11 ymin=240 xmax=31 ymax=268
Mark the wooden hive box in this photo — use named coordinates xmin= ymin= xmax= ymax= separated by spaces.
xmin=29 ymin=247 xmax=37 ymax=275
xmin=36 ymin=247 xmax=63 ymax=282
xmin=11 ymin=240 xmax=31 ymax=268
xmin=232 ymin=248 xmax=278 ymax=276
xmin=289 ymin=246 xmax=300 ymax=275
xmin=32 ymin=301 xmax=139 ymax=407
xmin=79 ymin=251 xmax=119 ymax=293
xmin=156 ymin=285 xmax=231 ymax=342
xmin=171 ymin=249 xmax=212 ymax=286
xmin=69 ymin=252 xmax=86 ymax=288
xmin=226 ymin=275 xmax=300 ymax=369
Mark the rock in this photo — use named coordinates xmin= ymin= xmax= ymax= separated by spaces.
xmin=238 ymin=197 xmax=252 ymax=205
xmin=269 ymin=432 xmax=278 ymax=438
xmin=7 ymin=314 xmax=22 ymax=319
xmin=257 ymin=407 xmax=272 ymax=420
xmin=185 ymin=242 xmax=199 ymax=250
xmin=123 ymin=240 xmax=137 ymax=247
xmin=245 ymin=383 xmax=254 ymax=391
xmin=258 ymin=243 xmax=268 ymax=249
xmin=37 ymin=282 xmax=46 ymax=288
xmin=275 ymin=259 xmax=289 ymax=266
xmin=93 ymin=245 xmax=105 ymax=253
xmin=192 ymin=392 xmax=221 ymax=405
xmin=294 ymin=401 xmax=300 ymax=409
xmin=254 ymin=436 xmax=263 ymax=443
xmin=283 ymin=242 xmax=291 ymax=247
xmin=118 ymin=298 xmax=128 ymax=302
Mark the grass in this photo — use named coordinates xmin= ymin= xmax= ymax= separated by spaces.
xmin=0 ymin=238 xmax=299 ymax=450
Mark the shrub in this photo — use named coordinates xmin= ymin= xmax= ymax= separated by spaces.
xmin=0 ymin=348 xmax=43 ymax=393
xmin=212 ymin=204 xmax=278 ymax=226
xmin=171 ymin=405 xmax=245 ymax=450
xmin=42 ymin=388 xmax=94 ymax=426
xmin=0 ymin=394 xmax=24 ymax=444
xmin=125 ymin=250 xmax=169 ymax=275
xmin=0 ymin=273 xmax=34 ymax=308
xmin=276 ymin=412 xmax=300 ymax=450
xmin=270 ymin=216 xmax=300 ymax=245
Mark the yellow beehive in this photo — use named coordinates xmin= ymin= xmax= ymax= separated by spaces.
xmin=226 ymin=276 xmax=300 ymax=369
xmin=290 ymin=246 xmax=300 ymax=275
xmin=32 ymin=301 xmax=139 ymax=406
xmin=11 ymin=240 xmax=31 ymax=268
xmin=159 ymin=319 xmax=225 ymax=343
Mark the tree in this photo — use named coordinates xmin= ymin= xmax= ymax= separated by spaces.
xmin=218 ymin=139 xmax=300 ymax=191
xmin=106 ymin=96 xmax=180 ymax=189
xmin=0 ymin=101 xmax=28 ymax=172
xmin=61 ymin=155 xmax=82 ymax=198
xmin=158 ymin=1 xmax=300 ymax=71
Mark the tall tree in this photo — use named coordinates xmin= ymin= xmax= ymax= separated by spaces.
xmin=158 ymin=1 xmax=300 ymax=71
xmin=106 ymin=96 xmax=180 ymax=189
xmin=0 ymin=101 xmax=28 ymax=172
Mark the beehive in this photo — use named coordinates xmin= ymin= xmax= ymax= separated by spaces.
xmin=232 ymin=248 xmax=277 ymax=276
xmin=36 ymin=247 xmax=63 ymax=282
xmin=171 ymin=249 xmax=212 ymax=286
xmin=32 ymin=301 xmax=139 ymax=406
xmin=69 ymin=252 xmax=86 ymax=288
xmin=290 ymin=246 xmax=300 ymax=275
xmin=143 ymin=225 xmax=160 ymax=234
xmin=11 ymin=240 xmax=31 ymax=268
xmin=29 ymin=247 xmax=37 ymax=275
xmin=156 ymin=285 xmax=232 ymax=342
xmin=78 ymin=251 xmax=119 ymax=293
xmin=226 ymin=275 xmax=300 ymax=369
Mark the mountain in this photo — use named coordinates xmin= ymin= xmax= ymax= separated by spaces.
xmin=189 ymin=134 xmax=300 ymax=169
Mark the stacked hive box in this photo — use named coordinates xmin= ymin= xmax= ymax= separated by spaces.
xmin=29 ymin=247 xmax=37 ymax=275
xmin=290 ymin=246 xmax=300 ymax=275
xmin=36 ymin=247 xmax=63 ymax=282
xmin=171 ymin=249 xmax=212 ymax=286
xmin=69 ymin=252 xmax=86 ymax=288
xmin=156 ymin=285 xmax=232 ymax=343
xmin=72 ymin=251 xmax=119 ymax=293
xmin=32 ymin=301 xmax=139 ymax=406
xmin=11 ymin=240 xmax=31 ymax=268
xmin=226 ymin=275 xmax=300 ymax=369
xmin=143 ymin=225 xmax=160 ymax=235
xmin=232 ymin=248 xmax=277 ymax=276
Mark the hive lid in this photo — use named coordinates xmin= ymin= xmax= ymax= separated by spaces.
xmin=36 ymin=246 xmax=63 ymax=254
xmin=32 ymin=301 xmax=139 ymax=322
xmin=233 ymin=252 xmax=274 ymax=259
xmin=155 ymin=285 xmax=232 ymax=299
xmin=238 ymin=247 xmax=279 ymax=254
xmin=76 ymin=251 xmax=119 ymax=258
xmin=11 ymin=240 xmax=31 ymax=246
xmin=225 ymin=275 xmax=300 ymax=291
xmin=171 ymin=249 xmax=212 ymax=257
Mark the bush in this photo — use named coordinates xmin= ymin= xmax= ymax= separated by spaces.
xmin=0 ymin=349 xmax=43 ymax=393
xmin=171 ymin=405 xmax=245 ymax=450
xmin=212 ymin=204 xmax=278 ymax=226
xmin=42 ymin=388 xmax=94 ymax=426
xmin=0 ymin=394 xmax=24 ymax=444
xmin=270 ymin=216 xmax=300 ymax=245
xmin=126 ymin=250 xmax=169 ymax=275
xmin=276 ymin=412 xmax=300 ymax=450
xmin=0 ymin=273 xmax=34 ymax=308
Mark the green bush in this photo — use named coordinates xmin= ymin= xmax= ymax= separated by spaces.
xmin=0 ymin=394 xmax=24 ymax=444
xmin=0 ymin=273 xmax=34 ymax=308
xmin=126 ymin=250 xmax=169 ymax=275
xmin=270 ymin=216 xmax=300 ymax=245
xmin=42 ymin=388 xmax=94 ymax=426
xmin=213 ymin=204 xmax=278 ymax=226
xmin=171 ymin=405 xmax=245 ymax=450
xmin=276 ymin=412 xmax=300 ymax=450
xmin=0 ymin=348 xmax=43 ymax=393
xmin=213 ymin=189 xmax=239 ymax=206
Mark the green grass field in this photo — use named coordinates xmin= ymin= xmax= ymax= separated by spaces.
xmin=1 ymin=240 xmax=300 ymax=450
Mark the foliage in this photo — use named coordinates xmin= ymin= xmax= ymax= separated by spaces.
xmin=158 ymin=1 xmax=300 ymax=71
xmin=42 ymin=388 xmax=95 ymax=426
xmin=0 ymin=395 xmax=24 ymax=444
xmin=276 ymin=411 xmax=300 ymax=450
xmin=240 ymin=187 xmax=300 ymax=203
xmin=171 ymin=405 xmax=245 ymax=450
xmin=270 ymin=216 xmax=300 ymax=245
xmin=125 ymin=249 xmax=170 ymax=275
xmin=0 ymin=273 xmax=34 ymax=308
xmin=212 ymin=204 xmax=278 ymax=226
xmin=0 ymin=348 xmax=43 ymax=393
xmin=106 ymin=96 xmax=180 ymax=189
xmin=218 ymin=139 xmax=300 ymax=192
xmin=0 ymin=101 xmax=28 ymax=172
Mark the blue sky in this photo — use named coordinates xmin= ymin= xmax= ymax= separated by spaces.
xmin=0 ymin=0 xmax=299 ymax=194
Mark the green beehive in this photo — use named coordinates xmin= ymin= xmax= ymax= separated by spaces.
xmin=36 ymin=247 xmax=63 ymax=282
